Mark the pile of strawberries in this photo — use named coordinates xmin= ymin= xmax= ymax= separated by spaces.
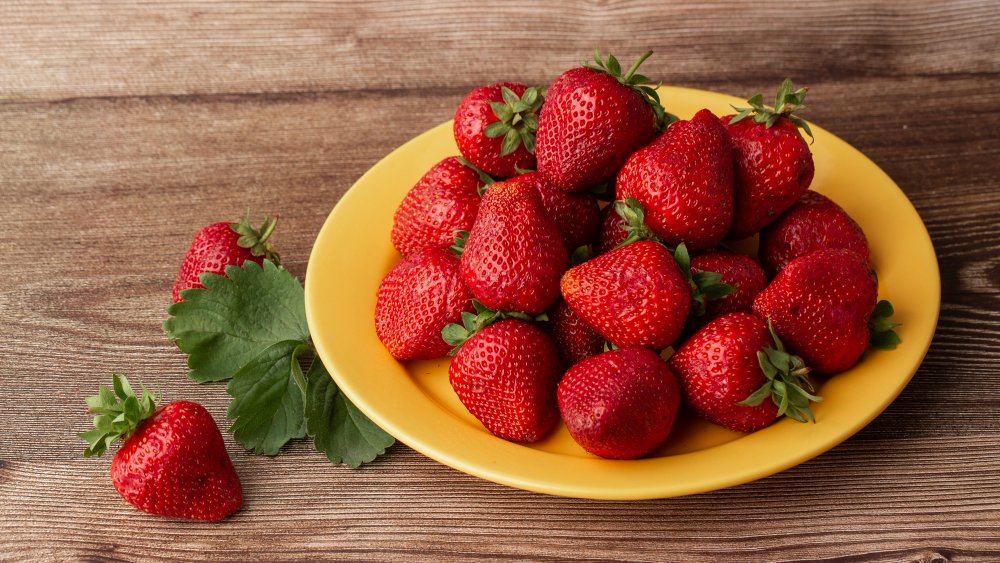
xmin=376 ymin=50 xmax=898 ymax=459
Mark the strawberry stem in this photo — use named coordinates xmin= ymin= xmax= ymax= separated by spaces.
xmin=231 ymin=209 xmax=281 ymax=265
xmin=738 ymin=321 xmax=822 ymax=423
xmin=729 ymin=78 xmax=814 ymax=143
xmin=78 ymin=374 xmax=158 ymax=458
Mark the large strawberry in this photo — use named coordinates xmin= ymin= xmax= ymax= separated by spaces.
xmin=753 ymin=249 xmax=898 ymax=374
xmin=448 ymin=319 xmax=562 ymax=442
xmin=561 ymin=240 xmax=691 ymax=349
xmin=391 ymin=157 xmax=486 ymax=257
xmin=616 ymin=109 xmax=734 ymax=252
xmin=459 ymin=178 xmax=568 ymax=315
xmin=535 ymin=50 xmax=668 ymax=192
xmin=454 ymin=83 xmax=543 ymax=177
xmin=515 ymin=172 xmax=600 ymax=251
xmin=690 ymin=250 xmax=768 ymax=321
xmin=172 ymin=210 xmax=278 ymax=303
xmin=670 ymin=313 xmax=821 ymax=432
xmin=724 ymin=79 xmax=815 ymax=239
xmin=759 ymin=190 xmax=870 ymax=276
xmin=548 ymin=299 xmax=604 ymax=366
xmin=79 ymin=375 xmax=243 ymax=521
xmin=558 ymin=346 xmax=681 ymax=459
xmin=375 ymin=247 xmax=473 ymax=360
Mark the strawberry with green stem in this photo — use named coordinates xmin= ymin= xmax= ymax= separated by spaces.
xmin=455 ymin=83 xmax=544 ymax=177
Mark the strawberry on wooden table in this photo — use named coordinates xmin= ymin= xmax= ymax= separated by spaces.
xmin=79 ymin=374 xmax=243 ymax=522
xmin=454 ymin=83 xmax=543 ymax=177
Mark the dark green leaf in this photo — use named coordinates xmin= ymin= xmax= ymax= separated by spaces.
xmin=483 ymin=121 xmax=509 ymax=138
xmin=489 ymin=101 xmax=513 ymax=123
xmin=607 ymin=54 xmax=621 ymax=76
xmin=500 ymin=127 xmax=521 ymax=156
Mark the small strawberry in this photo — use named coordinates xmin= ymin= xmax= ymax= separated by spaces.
xmin=172 ymin=210 xmax=279 ymax=303
xmin=375 ymin=247 xmax=473 ymax=360
xmin=616 ymin=109 xmax=734 ymax=252
xmin=536 ymin=50 xmax=669 ymax=192
xmin=558 ymin=346 xmax=681 ymax=459
xmin=515 ymin=172 xmax=600 ymax=251
xmin=690 ymin=250 xmax=768 ymax=321
xmin=561 ymin=240 xmax=691 ymax=349
xmin=723 ymin=79 xmax=815 ymax=239
xmin=753 ymin=249 xmax=898 ymax=375
xmin=549 ymin=299 xmax=605 ymax=366
xmin=670 ymin=313 xmax=821 ymax=432
xmin=391 ymin=157 xmax=486 ymax=258
xmin=759 ymin=190 xmax=870 ymax=277
xmin=454 ymin=83 xmax=543 ymax=177
xmin=79 ymin=375 xmax=243 ymax=521
xmin=459 ymin=178 xmax=568 ymax=315
xmin=447 ymin=319 xmax=562 ymax=442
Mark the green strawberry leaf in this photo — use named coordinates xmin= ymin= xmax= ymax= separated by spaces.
xmin=163 ymin=260 xmax=310 ymax=383
xmin=869 ymin=299 xmax=902 ymax=350
xmin=305 ymin=359 xmax=395 ymax=468
xmin=78 ymin=374 xmax=158 ymax=458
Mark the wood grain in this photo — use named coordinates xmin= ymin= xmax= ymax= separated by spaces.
xmin=2 ymin=1 xmax=999 ymax=561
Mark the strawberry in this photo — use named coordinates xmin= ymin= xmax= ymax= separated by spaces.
xmin=596 ymin=203 xmax=629 ymax=255
xmin=670 ymin=313 xmax=821 ymax=432
xmin=79 ymin=375 xmax=242 ymax=521
xmin=454 ymin=83 xmax=543 ymax=177
xmin=459 ymin=178 xmax=568 ymax=315
xmin=723 ymin=79 xmax=815 ymax=239
xmin=535 ymin=50 xmax=668 ymax=192
xmin=616 ymin=109 xmax=734 ymax=252
xmin=690 ymin=251 xmax=768 ymax=321
xmin=558 ymin=346 xmax=681 ymax=459
xmin=172 ymin=210 xmax=278 ymax=303
xmin=549 ymin=299 xmax=604 ymax=366
xmin=752 ymin=249 xmax=898 ymax=375
xmin=759 ymin=190 xmax=870 ymax=277
xmin=448 ymin=319 xmax=562 ymax=442
xmin=515 ymin=172 xmax=600 ymax=251
xmin=391 ymin=157 xmax=486 ymax=258
xmin=561 ymin=240 xmax=691 ymax=349
xmin=375 ymin=247 xmax=473 ymax=360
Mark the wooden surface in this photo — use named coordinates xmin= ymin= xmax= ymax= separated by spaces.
xmin=2 ymin=1 xmax=999 ymax=561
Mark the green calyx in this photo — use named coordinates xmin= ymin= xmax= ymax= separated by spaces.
xmin=613 ymin=198 xmax=660 ymax=249
xmin=869 ymin=299 xmax=902 ymax=350
xmin=570 ymin=245 xmax=593 ymax=266
xmin=671 ymin=243 xmax=737 ymax=317
xmin=729 ymin=78 xmax=814 ymax=143
xmin=450 ymin=230 xmax=470 ymax=257
xmin=455 ymin=157 xmax=497 ymax=195
xmin=231 ymin=209 xmax=281 ymax=265
xmin=484 ymin=85 xmax=545 ymax=157
xmin=78 ymin=374 xmax=157 ymax=458
xmin=584 ymin=49 xmax=677 ymax=130
xmin=737 ymin=322 xmax=822 ymax=423
xmin=441 ymin=300 xmax=548 ymax=355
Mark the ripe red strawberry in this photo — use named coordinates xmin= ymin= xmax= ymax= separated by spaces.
xmin=723 ymin=79 xmax=815 ymax=239
xmin=391 ymin=157 xmax=486 ymax=257
xmin=448 ymin=319 xmax=562 ymax=442
xmin=616 ymin=109 xmax=734 ymax=252
xmin=690 ymin=251 xmax=768 ymax=321
xmin=79 ymin=375 xmax=242 ymax=521
xmin=375 ymin=247 xmax=473 ymax=360
xmin=759 ymin=190 xmax=870 ymax=277
xmin=535 ymin=50 xmax=667 ymax=192
xmin=172 ymin=211 xmax=278 ymax=303
xmin=459 ymin=178 xmax=568 ymax=315
xmin=549 ymin=299 xmax=604 ymax=366
xmin=596 ymin=203 xmax=629 ymax=255
xmin=558 ymin=346 xmax=681 ymax=459
xmin=561 ymin=240 xmax=691 ymax=349
xmin=752 ymin=249 xmax=897 ymax=375
xmin=514 ymin=172 xmax=600 ymax=251
xmin=454 ymin=83 xmax=543 ymax=177
xmin=670 ymin=313 xmax=821 ymax=432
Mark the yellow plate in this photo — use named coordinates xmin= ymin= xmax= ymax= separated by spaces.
xmin=305 ymin=86 xmax=940 ymax=499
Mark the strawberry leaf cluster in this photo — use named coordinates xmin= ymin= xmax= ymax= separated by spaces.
xmin=79 ymin=374 xmax=157 ymax=458
xmin=485 ymin=86 xmax=544 ymax=156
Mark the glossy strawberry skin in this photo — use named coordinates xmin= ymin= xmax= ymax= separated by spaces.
xmin=535 ymin=67 xmax=657 ymax=193
xmin=449 ymin=320 xmax=562 ymax=442
xmin=691 ymin=251 xmax=768 ymax=321
xmin=753 ymin=249 xmax=878 ymax=375
xmin=558 ymin=346 xmax=680 ymax=459
xmin=454 ymin=82 xmax=536 ymax=177
xmin=723 ymin=115 xmax=815 ymax=240
xmin=519 ymin=172 xmax=600 ymax=251
xmin=173 ymin=222 xmax=262 ymax=303
xmin=376 ymin=247 xmax=473 ymax=360
xmin=759 ymin=191 xmax=870 ymax=277
xmin=391 ymin=157 xmax=485 ymax=258
xmin=596 ymin=204 xmax=629 ymax=255
xmin=669 ymin=313 xmax=781 ymax=432
xmin=616 ymin=109 xmax=734 ymax=252
xmin=460 ymin=179 xmax=568 ymax=315
xmin=561 ymin=241 xmax=691 ymax=349
xmin=111 ymin=401 xmax=242 ymax=522
xmin=549 ymin=300 xmax=604 ymax=366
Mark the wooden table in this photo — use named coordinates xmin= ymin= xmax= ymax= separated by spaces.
xmin=2 ymin=1 xmax=998 ymax=560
